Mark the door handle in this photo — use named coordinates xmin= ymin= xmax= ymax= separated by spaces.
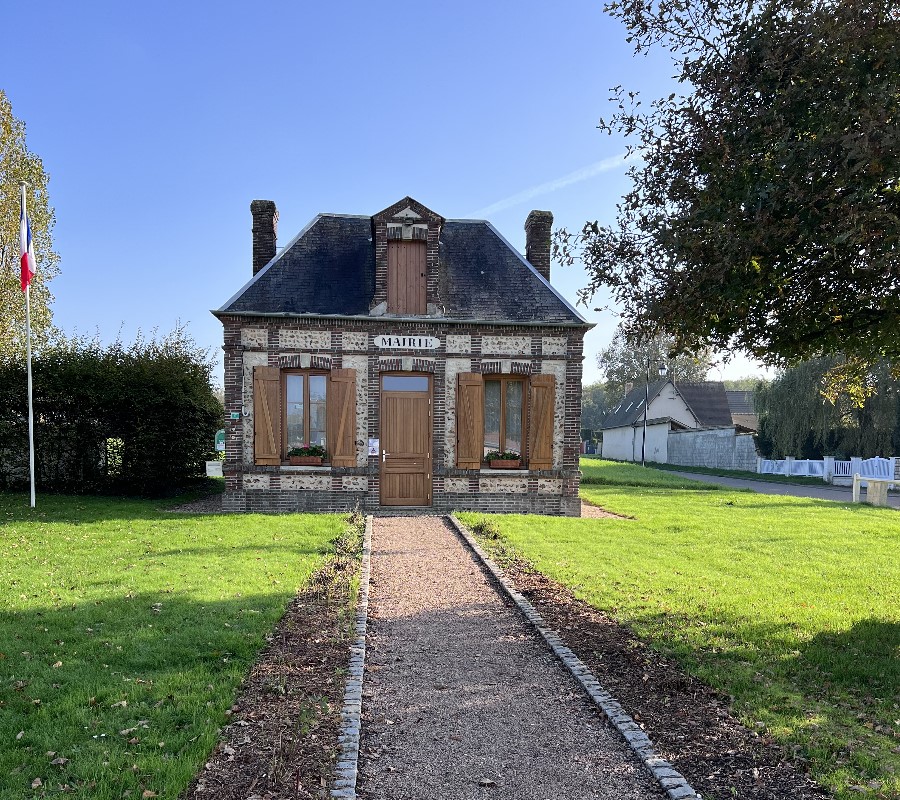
xmin=382 ymin=450 xmax=390 ymax=463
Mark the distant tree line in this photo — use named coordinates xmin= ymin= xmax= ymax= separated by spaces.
xmin=0 ymin=327 xmax=222 ymax=496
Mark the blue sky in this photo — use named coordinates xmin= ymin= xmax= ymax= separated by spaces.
xmin=3 ymin=0 xmax=767 ymax=386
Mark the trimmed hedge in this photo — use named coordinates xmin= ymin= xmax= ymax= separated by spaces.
xmin=0 ymin=329 xmax=222 ymax=495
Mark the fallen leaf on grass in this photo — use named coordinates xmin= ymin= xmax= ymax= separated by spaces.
xmin=51 ymin=757 xmax=69 ymax=766
xmin=31 ymin=778 xmax=42 ymax=789
xmin=142 ymin=792 xmax=157 ymax=798
xmin=111 ymin=700 xmax=127 ymax=708
xmin=16 ymin=731 xmax=24 ymax=740
xmin=52 ymin=661 xmax=63 ymax=668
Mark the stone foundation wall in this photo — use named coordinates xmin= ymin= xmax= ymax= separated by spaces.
xmin=223 ymin=488 xmax=580 ymax=517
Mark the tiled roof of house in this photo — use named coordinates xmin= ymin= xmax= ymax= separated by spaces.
xmin=216 ymin=214 xmax=586 ymax=325
xmin=725 ymin=390 xmax=756 ymax=414
xmin=600 ymin=379 xmax=735 ymax=430
xmin=677 ymin=381 xmax=734 ymax=427
xmin=599 ymin=380 xmax=669 ymax=429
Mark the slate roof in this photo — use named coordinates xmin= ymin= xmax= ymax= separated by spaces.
xmin=220 ymin=215 xmax=375 ymax=317
xmin=216 ymin=214 xmax=586 ymax=325
xmin=725 ymin=390 xmax=755 ymax=415
xmin=599 ymin=380 xmax=669 ymax=429
xmin=676 ymin=382 xmax=734 ymax=427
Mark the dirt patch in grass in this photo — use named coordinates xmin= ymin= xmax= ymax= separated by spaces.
xmin=501 ymin=560 xmax=830 ymax=800
xmin=580 ymin=500 xmax=631 ymax=519
xmin=183 ymin=523 xmax=362 ymax=800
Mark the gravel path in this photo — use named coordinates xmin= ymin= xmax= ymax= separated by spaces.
xmin=357 ymin=516 xmax=663 ymax=800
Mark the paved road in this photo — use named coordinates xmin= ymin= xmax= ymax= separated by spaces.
xmin=667 ymin=470 xmax=900 ymax=508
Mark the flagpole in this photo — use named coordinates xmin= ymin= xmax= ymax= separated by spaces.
xmin=21 ymin=182 xmax=36 ymax=509
xmin=26 ymin=281 xmax=35 ymax=509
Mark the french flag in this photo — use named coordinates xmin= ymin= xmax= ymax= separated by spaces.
xmin=20 ymin=189 xmax=36 ymax=292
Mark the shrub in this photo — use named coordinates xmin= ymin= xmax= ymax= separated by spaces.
xmin=0 ymin=326 xmax=222 ymax=495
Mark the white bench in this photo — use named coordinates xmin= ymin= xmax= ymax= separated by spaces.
xmin=852 ymin=473 xmax=893 ymax=507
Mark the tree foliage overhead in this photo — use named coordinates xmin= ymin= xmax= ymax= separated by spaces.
xmin=557 ymin=0 xmax=899 ymax=371
xmin=0 ymin=326 xmax=222 ymax=496
xmin=0 ymin=90 xmax=59 ymax=356
xmin=756 ymin=356 xmax=900 ymax=458
xmin=597 ymin=325 xmax=712 ymax=398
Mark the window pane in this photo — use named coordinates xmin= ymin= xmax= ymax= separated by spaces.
xmin=309 ymin=375 xmax=327 ymax=447
xmin=505 ymin=381 xmax=523 ymax=454
xmin=382 ymin=376 xmax=429 ymax=391
xmin=484 ymin=379 xmax=501 ymax=455
xmin=286 ymin=374 xmax=305 ymax=448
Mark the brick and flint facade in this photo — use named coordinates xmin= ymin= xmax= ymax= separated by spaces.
xmin=214 ymin=197 xmax=592 ymax=516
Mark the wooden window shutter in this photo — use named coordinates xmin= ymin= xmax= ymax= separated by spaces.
xmin=253 ymin=366 xmax=282 ymax=466
xmin=528 ymin=374 xmax=556 ymax=470
xmin=456 ymin=372 xmax=484 ymax=469
xmin=327 ymin=368 xmax=357 ymax=467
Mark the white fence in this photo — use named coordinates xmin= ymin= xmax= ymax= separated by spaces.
xmin=758 ymin=456 xmax=897 ymax=483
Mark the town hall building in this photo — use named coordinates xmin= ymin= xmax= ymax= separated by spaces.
xmin=214 ymin=197 xmax=591 ymax=515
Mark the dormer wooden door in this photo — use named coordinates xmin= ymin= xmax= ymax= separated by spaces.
xmin=387 ymin=240 xmax=426 ymax=315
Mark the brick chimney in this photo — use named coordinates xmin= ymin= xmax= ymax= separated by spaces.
xmin=251 ymin=200 xmax=278 ymax=275
xmin=525 ymin=209 xmax=553 ymax=282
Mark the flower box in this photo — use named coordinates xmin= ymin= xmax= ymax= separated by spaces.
xmin=488 ymin=459 xmax=521 ymax=469
xmin=485 ymin=450 xmax=521 ymax=469
xmin=289 ymin=455 xmax=323 ymax=466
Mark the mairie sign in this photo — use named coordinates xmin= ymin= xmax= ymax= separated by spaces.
xmin=375 ymin=335 xmax=439 ymax=350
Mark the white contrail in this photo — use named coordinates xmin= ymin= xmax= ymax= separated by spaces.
xmin=465 ymin=152 xmax=629 ymax=218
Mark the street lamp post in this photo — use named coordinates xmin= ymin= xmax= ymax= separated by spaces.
xmin=641 ymin=360 xmax=669 ymax=467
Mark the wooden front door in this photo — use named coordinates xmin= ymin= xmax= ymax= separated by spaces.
xmin=380 ymin=374 xmax=432 ymax=506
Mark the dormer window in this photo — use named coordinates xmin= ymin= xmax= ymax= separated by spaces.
xmin=387 ymin=238 xmax=426 ymax=314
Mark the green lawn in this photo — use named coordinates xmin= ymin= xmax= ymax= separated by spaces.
xmin=460 ymin=460 xmax=900 ymax=800
xmin=580 ymin=455 xmax=721 ymax=490
xmin=0 ymin=493 xmax=350 ymax=800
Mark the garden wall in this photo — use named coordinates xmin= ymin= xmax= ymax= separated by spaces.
xmin=667 ymin=426 xmax=758 ymax=471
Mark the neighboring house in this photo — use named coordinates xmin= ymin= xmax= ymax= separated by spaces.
xmin=725 ymin=390 xmax=759 ymax=431
xmin=213 ymin=197 xmax=591 ymax=516
xmin=599 ymin=380 xmax=737 ymax=463
xmin=599 ymin=380 xmax=698 ymax=463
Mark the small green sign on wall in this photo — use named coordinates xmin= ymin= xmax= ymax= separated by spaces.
xmin=215 ymin=429 xmax=226 ymax=452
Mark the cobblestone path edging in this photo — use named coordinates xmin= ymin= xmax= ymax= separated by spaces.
xmin=448 ymin=514 xmax=700 ymax=800
xmin=330 ymin=515 xmax=373 ymax=800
